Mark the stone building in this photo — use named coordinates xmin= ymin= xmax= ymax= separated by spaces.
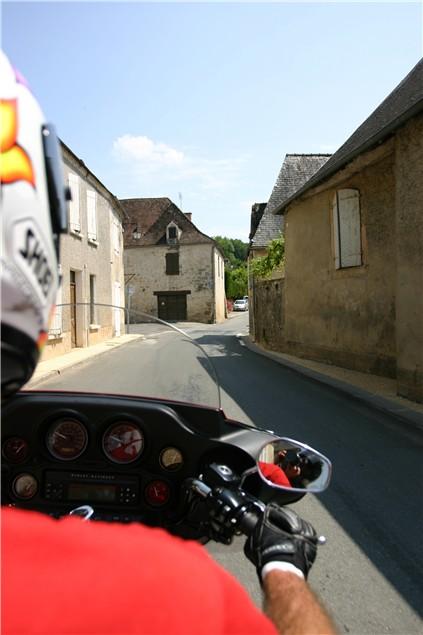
xmin=248 ymin=154 xmax=331 ymax=344
xmin=272 ymin=59 xmax=423 ymax=402
xmin=44 ymin=142 xmax=126 ymax=359
xmin=121 ymin=198 xmax=226 ymax=323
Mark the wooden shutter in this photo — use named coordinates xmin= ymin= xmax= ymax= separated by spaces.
xmin=166 ymin=253 xmax=179 ymax=275
xmin=87 ymin=190 xmax=97 ymax=241
xmin=333 ymin=189 xmax=361 ymax=268
xmin=68 ymin=173 xmax=80 ymax=232
xmin=113 ymin=219 xmax=120 ymax=254
xmin=49 ymin=283 xmax=63 ymax=335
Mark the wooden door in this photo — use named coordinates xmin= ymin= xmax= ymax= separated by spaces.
xmin=157 ymin=294 xmax=187 ymax=321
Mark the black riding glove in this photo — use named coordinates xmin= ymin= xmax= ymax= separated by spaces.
xmin=244 ymin=504 xmax=318 ymax=584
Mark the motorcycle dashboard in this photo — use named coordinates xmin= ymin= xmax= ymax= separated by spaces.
xmin=1 ymin=391 xmax=263 ymax=532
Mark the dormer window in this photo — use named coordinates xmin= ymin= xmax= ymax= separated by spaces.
xmin=167 ymin=222 xmax=180 ymax=244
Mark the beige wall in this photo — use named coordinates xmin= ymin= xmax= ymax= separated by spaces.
xmin=214 ymin=248 xmax=226 ymax=323
xmin=394 ymin=114 xmax=423 ymax=401
xmin=42 ymin=151 xmax=125 ymax=361
xmin=124 ymin=243 xmax=222 ymax=323
xmin=282 ymin=150 xmax=397 ymax=376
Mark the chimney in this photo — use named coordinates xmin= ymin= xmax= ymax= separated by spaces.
xmin=185 ymin=213 xmax=192 ymax=222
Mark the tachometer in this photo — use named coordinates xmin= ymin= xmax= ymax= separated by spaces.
xmin=102 ymin=422 xmax=144 ymax=464
xmin=46 ymin=419 xmax=88 ymax=460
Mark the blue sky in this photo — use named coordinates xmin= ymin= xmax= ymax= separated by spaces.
xmin=3 ymin=1 xmax=422 ymax=240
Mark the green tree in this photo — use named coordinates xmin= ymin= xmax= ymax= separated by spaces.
xmin=250 ymin=236 xmax=285 ymax=279
xmin=213 ymin=236 xmax=249 ymax=299
xmin=213 ymin=236 xmax=248 ymax=268
xmin=226 ymin=265 xmax=248 ymax=299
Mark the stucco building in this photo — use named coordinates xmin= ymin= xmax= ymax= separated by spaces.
xmin=44 ymin=142 xmax=126 ymax=360
xmin=273 ymin=59 xmax=423 ymax=402
xmin=248 ymin=154 xmax=331 ymax=345
xmin=121 ymin=198 xmax=226 ymax=323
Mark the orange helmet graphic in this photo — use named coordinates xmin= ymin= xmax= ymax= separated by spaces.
xmin=0 ymin=98 xmax=35 ymax=187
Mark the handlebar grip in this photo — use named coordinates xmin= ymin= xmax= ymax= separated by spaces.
xmin=239 ymin=510 xmax=260 ymax=536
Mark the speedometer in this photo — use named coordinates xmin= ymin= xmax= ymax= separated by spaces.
xmin=102 ymin=422 xmax=144 ymax=464
xmin=46 ymin=419 xmax=88 ymax=460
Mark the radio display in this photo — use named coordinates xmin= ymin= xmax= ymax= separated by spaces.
xmin=68 ymin=483 xmax=118 ymax=502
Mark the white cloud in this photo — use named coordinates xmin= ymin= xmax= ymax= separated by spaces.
xmin=112 ymin=133 xmax=247 ymax=193
xmin=113 ymin=135 xmax=184 ymax=166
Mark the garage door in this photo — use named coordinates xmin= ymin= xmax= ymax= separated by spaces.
xmin=157 ymin=293 xmax=187 ymax=321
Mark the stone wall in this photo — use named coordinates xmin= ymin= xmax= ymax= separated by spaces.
xmin=124 ymin=243 xmax=218 ymax=323
xmin=394 ymin=114 xmax=423 ymax=401
xmin=252 ymin=277 xmax=285 ymax=350
xmin=281 ymin=147 xmax=397 ymax=377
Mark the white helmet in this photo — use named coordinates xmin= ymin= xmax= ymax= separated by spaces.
xmin=1 ymin=51 xmax=69 ymax=398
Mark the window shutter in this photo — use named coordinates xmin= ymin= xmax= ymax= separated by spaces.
xmin=166 ymin=253 xmax=179 ymax=275
xmin=338 ymin=189 xmax=361 ymax=267
xmin=68 ymin=173 xmax=80 ymax=232
xmin=113 ymin=219 xmax=120 ymax=254
xmin=49 ymin=284 xmax=63 ymax=335
xmin=87 ymin=190 xmax=97 ymax=241
xmin=333 ymin=189 xmax=361 ymax=268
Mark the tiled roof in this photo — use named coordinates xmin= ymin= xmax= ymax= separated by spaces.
xmin=251 ymin=154 xmax=331 ymax=248
xmin=249 ymin=202 xmax=267 ymax=241
xmin=121 ymin=197 xmax=213 ymax=247
xmin=274 ymin=58 xmax=423 ymax=215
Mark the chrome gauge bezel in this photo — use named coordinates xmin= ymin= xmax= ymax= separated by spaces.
xmin=159 ymin=447 xmax=184 ymax=472
xmin=12 ymin=473 xmax=38 ymax=499
xmin=102 ymin=421 xmax=145 ymax=464
xmin=46 ymin=418 xmax=88 ymax=461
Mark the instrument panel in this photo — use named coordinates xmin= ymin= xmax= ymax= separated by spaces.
xmin=1 ymin=391 xmax=258 ymax=528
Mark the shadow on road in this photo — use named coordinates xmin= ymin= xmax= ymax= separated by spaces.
xmin=195 ymin=332 xmax=423 ymax=618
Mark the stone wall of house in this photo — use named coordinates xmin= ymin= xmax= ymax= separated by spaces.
xmin=252 ymin=277 xmax=285 ymax=350
xmin=124 ymin=243 xmax=217 ymax=323
xmin=395 ymin=113 xmax=423 ymax=402
xmin=281 ymin=148 xmax=397 ymax=376
xmin=42 ymin=152 xmax=125 ymax=361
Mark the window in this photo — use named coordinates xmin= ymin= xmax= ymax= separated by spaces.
xmin=166 ymin=223 xmax=179 ymax=244
xmin=332 ymin=189 xmax=362 ymax=268
xmin=68 ymin=173 xmax=80 ymax=233
xmin=89 ymin=275 xmax=97 ymax=324
xmin=87 ymin=190 xmax=97 ymax=242
xmin=166 ymin=252 xmax=179 ymax=275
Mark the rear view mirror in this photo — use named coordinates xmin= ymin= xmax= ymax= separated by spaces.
xmin=257 ymin=438 xmax=332 ymax=493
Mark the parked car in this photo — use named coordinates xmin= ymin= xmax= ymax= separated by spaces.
xmin=233 ymin=298 xmax=248 ymax=312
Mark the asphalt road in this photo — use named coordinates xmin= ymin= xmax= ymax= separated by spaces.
xmin=34 ymin=313 xmax=423 ymax=634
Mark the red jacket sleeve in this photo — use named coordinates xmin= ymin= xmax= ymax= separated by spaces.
xmin=259 ymin=461 xmax=292 ymax=487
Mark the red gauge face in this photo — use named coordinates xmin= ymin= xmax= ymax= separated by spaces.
xmin=47 ymin=419 xmax=88 ymax=460
xmin=2 ymin=437 xmax=29 ymax=463
xmin=145 ymin=480 xmax=170 ymax=507
xmin=103 ymin=422 xmax=144 ymax=464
